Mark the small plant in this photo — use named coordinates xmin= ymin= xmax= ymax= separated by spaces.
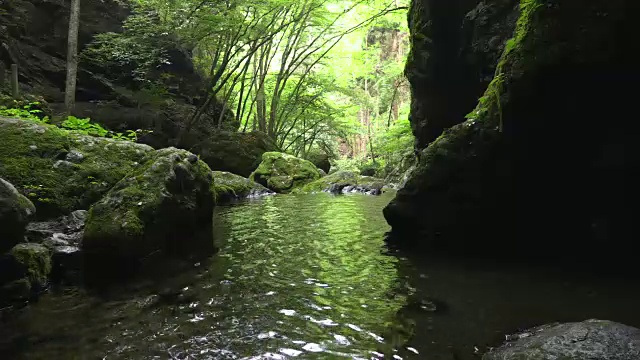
xmin=110 ymin=129 xmax=139 ymax=142
xmin=61 ymin=116 xmax=109 ymax=137
xmin=0 ymin=101 xmax=49 ymax=123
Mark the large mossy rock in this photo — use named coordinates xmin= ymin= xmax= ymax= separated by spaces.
xmin=0 ymin=178 xmax=36 ymax=252
xmin=483 ymin=319 xmax=640 ymax=360
xmin=385 ymin=0 xmax=638 ymax=262
xmin=0 ymin=117 xmax=153 ymax=218
xmin=0 ymin=243 xmax=52 ymax=303
xmin=250 ymin=152 xmax=321 ymax=193
xmin=213 ymin=171 xmax=273 ymax=203
xmin=298 ymin=170 xmax=385 ymax=195
xmin=191 ymin=131 xmax=278 ymax=178
xmin=83 ymin=148 xmax=215 ymax=276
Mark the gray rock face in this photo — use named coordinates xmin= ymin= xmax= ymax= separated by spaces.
xmin=483 ymin=319 xmax=640 ymax=360
xmin=0 ymin=178 xmax=36 ymax=252
xmin=26 ymin=210 xmax=88 ymax=283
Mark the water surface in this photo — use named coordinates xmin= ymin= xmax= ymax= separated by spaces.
xmin=2 ymin=192 xmax=640 ymax=360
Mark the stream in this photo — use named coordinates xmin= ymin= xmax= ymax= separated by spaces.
xmin=2 ymin=192 xmax=640 ymax=359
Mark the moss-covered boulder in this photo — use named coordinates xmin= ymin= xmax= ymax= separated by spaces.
xmin=0 ymin=117 xmax=154 ymax=218
xmin=213 ymin=171 xmax=273 ymax=203
xmin=0 ymin=243 xmax=52 ymax=302
xmin=191 ymin=131 xmax=279 ymax=178
xmin=250 ymin=152 xmax=321 ymax=193
xmin=0 ymin=178 xmax=36 ymax=252
xmin=83 ymin=148 xmax=215 ymax=277
xmin=298 ymin=170 xmax=386 ymax=195
xmin=483 ymin=319 xmax=640 ymax=360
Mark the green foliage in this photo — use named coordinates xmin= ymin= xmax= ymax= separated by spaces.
xmin=0 ymin=101 xmax=49 ymax=123
xmin=0 ymin=103 xmax=145 ymax=142
xmin=81 ymin=6 xmax=179 ymax=84
xmin=59 ymin=116 xmax=143 ymax=141
xmin=61 ymin=116 xmax=109 ymax=137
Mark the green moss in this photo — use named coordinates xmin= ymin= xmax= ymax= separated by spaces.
xmin=9 ymin=243 xmax=51 ymax=287
xmin=1 ymin=178 xmax=36 ymax=251
xmin=0 ymin=117 xmax=154 ymax=217
xmin=466 ymin=0 xmax=542 ymax=124
xmin=83 ymin=148 xmax=215 ymax=263
xmin=213 ymin=171 xmax=270 ymax=202
xmin=297 ymin=170 xmax=386 ymax=194
xmin=250 ymin=152 xmax=321 ymax=193
xmin=299 ymin=170 xmax=359 ymax=193
xmin=417 ymin=0 xmax=544 ymax=189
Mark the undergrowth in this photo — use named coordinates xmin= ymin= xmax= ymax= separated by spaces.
xmin=0 ymin=102 xmax=147 ymax=142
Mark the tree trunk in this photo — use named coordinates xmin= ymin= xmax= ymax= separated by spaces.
xmin=64 ymin=0 xmax=81 ymax=115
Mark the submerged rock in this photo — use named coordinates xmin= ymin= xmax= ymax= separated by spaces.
xmin=213 ymin=171 xmax=273 ymax=203
xmin=483 ymin=319 xmax=640 ymax=360
xmin=0 ymin=178 xmax=36 ymax=252
xmin=83 ymin=148 xmax=215 ymax=279
xmin=298 ymin=170 xmax=386 ymax=195
xmin=250 ymin=152 xmax=321 ymax=193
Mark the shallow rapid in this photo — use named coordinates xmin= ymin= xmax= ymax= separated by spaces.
xmin=2 ymin=192 xmax=640 ymax=359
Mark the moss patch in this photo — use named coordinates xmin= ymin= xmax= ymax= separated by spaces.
xmin=297 ymin=170 xmax=386 ymax=194
xmin=1 ymin=177 xmax=36 ymax=251
xmin=8 ymin=243 xmax=52 ymax=288
xmin=0 ymin=117 xmax=154 ymax=218
xmin=83 ymin=148 xmax=215 ymax=274
xmin=213 ymin=171 xmax=272 ymax=203
xmin=250 ymin=152 xmax=321 ymax=193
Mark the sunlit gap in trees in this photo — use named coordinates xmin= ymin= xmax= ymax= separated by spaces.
xmin=95 ymin=0 xmax=414 ymax=178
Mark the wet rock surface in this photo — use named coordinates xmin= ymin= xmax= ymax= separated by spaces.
xmin=26 ymin=210 xmax=87 ymax=283
xmin=484 ymin=319 xmax=640 ymax=360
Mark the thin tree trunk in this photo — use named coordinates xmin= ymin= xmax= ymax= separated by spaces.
xmin=64 ymin=0 xmax=81 ymax=115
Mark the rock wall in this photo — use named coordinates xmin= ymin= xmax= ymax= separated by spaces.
xmin=405 ymin=0 xmax=518 ymax=147
xmin=0 ymin=0 xmax=234 ymax=142
xmin=386 ymin=0 xmax=638 ymax=263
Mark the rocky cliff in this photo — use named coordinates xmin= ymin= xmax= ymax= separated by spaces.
xmin=0 ymin=0 xmax=275 ymax=175
xmin=385 ymin=0 xmax=637 ymax=264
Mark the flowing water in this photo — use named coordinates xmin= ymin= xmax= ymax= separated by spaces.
xmin=2 ymin=193 xmax=640 ymax=360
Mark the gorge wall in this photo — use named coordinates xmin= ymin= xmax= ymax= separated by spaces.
xmin=385 ymin=0 xmax=637 ymax=264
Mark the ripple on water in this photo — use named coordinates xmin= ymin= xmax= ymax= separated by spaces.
xmin=1 ymin=193 xmax=417 ymax=359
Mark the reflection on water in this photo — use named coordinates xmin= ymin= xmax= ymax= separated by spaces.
xmin=1 ymin=193 xmax=414 ymax=359
xmin=3 ymin=192 xmax=640 ymax=360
